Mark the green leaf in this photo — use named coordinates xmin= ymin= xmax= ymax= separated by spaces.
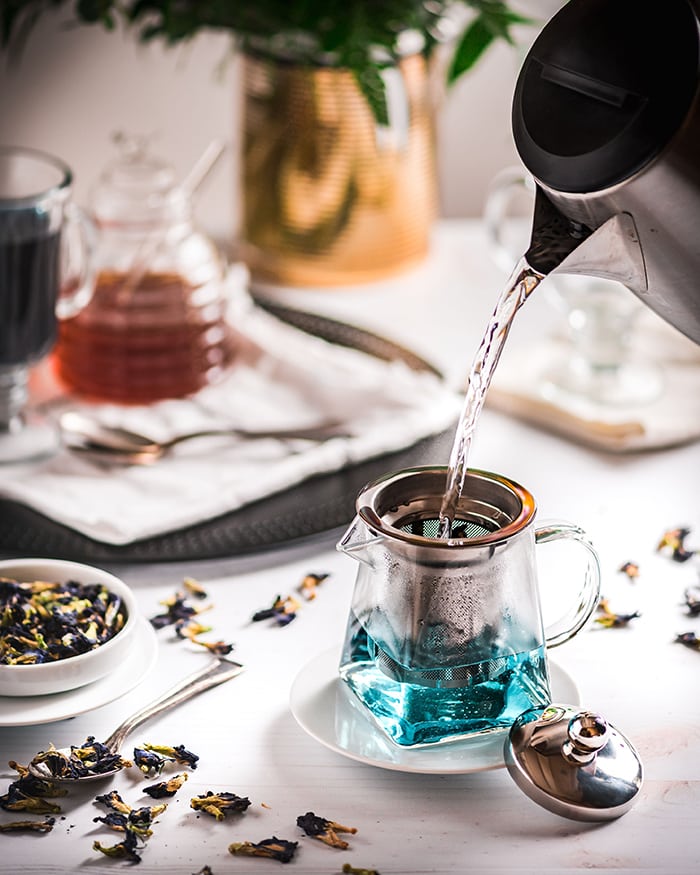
xmin=447 ymin=17 xmax=494 ymax=85
xmin=353 ymin=64 xmax=390 ymax=127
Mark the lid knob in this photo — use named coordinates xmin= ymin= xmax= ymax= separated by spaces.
xmin=562 ymin=711 xmax=609 ymax=764
xmin=504 ymin=704 xmax=643 ymax=822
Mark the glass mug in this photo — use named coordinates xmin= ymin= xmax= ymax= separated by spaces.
xmin=0 ymin=146 xmax=95 ymax=463
xmin=337 ymin=467 xmax=601 ymax=747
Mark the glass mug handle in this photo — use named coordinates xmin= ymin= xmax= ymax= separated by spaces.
xmin=535 ymin=521 xmax=602 ymax=648
xmin=56 ymin=202 xmax=97 ymax=320
xmin=483 ymin=166 xmax=536 ymax=274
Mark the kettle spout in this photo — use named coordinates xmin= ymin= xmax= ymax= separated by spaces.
xmin=526 ymin=186 xmax=648 ymax=294
xmin=337 ymin=511 xmax=383 ymax=567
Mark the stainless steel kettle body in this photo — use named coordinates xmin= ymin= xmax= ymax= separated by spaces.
xmin=512 ymin=0 xmax=700 ymax=344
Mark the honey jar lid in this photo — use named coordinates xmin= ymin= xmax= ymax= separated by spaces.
xmin=504 ymin=704 xmax=643 ymax=821
xmin=91 ymin=132 xmax=188 ymax=228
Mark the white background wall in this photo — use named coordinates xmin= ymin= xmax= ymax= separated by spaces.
xmin=0 ymin=3 xmax=561 ymax=247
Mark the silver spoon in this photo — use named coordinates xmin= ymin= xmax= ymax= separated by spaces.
xmin=28 ymin=656 xmax=244 ymax=784
xmin=60 ymin=411 xmax=351 ymax=464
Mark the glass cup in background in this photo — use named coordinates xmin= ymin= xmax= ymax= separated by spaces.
xmin=484 ymin=166 xmax=664 ymax=407
xmin=0 ymin=146 xmax=95 ymax=463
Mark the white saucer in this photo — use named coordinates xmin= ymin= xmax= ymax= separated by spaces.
xmin=290 ymin=647 xmax=580 ymax=774
xmin=0 ymin=617 xmax=158 ymax=727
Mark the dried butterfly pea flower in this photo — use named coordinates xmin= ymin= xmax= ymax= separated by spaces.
xmin=252 ymin=594 xmax=300 ymax=626
xmin=190 ymin=791 xmax=251 ymax=820
xmin=143 ymin=772 xmax=189 ymax=798
xmin=296 ymin=810 xmax=357 ymax=849
xmin=175 ymin=620 xmax=234 ymax=656
xmin=657 ymin=527 xmax=696 ymax=563
xmin=0 ymin=782 xmax=62 ymax=815
xmin=150 ymin=591 xmax=211 ymax=630
xmin=92 ymin=791 xmax=166 ymax=862
xmin=94 ymin=790 xmax=132 ymax=816
xmin=30 ymin=738 xmax=131 ymax=780
xmin=595 ymin=597 xmax=641 ymax=628
xmin=191 ymin=639 xmax=235 ymax=655
xmin=7 ymin=762 xmax=67 ymax=799
xmin=133 ymin=747 xmax=167 ymax=777
xmin=343 ymin=866 xmax=382 ymax=875
xmin=298 ymin=572 xmax=330 ymax=601
xmin=618 ymin=561 xmax=640 ymax=580
xmin=684 ymin=585 xmax=700 ymax=616
xmin=675 ymin=632 xmax=700 ymax=651
xmin=192 ymin=868 xmax=214 ymax=875
xmin=93 ymin=828 xmax=143 ymax=864
xmin=0 ymin=577 xmax=126 ymax=665
xmin=0 ymin=817 xmax=56 ymax=833
xmin=142 ymin=743 xmax=199 ymax=770
xmin=228 ymin=836 xmax=298 ymax=863
xmin=183 ymin=577 xmax=208 ymax=599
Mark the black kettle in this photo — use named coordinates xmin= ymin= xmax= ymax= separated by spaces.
xmin=512 ymin=0 xmax=700 ymax=344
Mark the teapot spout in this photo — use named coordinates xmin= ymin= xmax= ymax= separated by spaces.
xmin=525 ymin=186 xmax=647 ymax=295
xmin=337 ymin=510 xmax=383 ymax=567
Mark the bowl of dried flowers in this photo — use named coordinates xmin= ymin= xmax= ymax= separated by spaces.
xmin=0 ymin=558 xmax=139 ymax=697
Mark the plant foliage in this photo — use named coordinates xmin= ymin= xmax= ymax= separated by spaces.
xmin=2 ymin=1 xmax=532 ymax=122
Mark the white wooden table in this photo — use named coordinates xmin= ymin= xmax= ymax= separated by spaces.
xmin=1 ymin=221 xmax=699 ymax=874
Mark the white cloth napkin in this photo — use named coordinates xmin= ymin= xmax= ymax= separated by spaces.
xmin=1 ymin=280 xmax=460 ymax=545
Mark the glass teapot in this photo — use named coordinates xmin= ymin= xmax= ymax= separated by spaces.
xmin=53 ymin=134 xmax=235 ymax=404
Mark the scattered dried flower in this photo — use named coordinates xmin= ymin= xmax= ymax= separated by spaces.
xmin=657 ymin=527 xmax=696 ymax=563
xmin=675 ymin=632 xmax=700 ymax=651
xmin=595 ymin=598 xmax=641 ymax=629
xmin=133 ymin=747 xmax=167 ymax=777
xmin=252 ymin=594 xmax=300 ymax=626
xmin=228 ymin=836 xmax=298 ymax=863
xmin=684 ymin=585 xmax=700 ymax=616
xmin=0 ymin=781 xmax=62 ymax=815
xmin=143 ymin=773 xmax=189 ymax=798
xmin=141 ymin=743 xmax=199 ymax=770
xmin=183 ymin=577 xmax=208 ymax=599
xmin=342 ymin=865 xmax=382 ymax=875
xmin=94 ymin=790 xmax=132 ymax=815
xmin=298 ymin=573 xmax=330 ymax=601
xmin=296 ymin=810 xmax=357 ymax=849
xmin=190 ymin=791 xmax=251 ymax=820
xmin=93 ymin=828 xmax=143 ymax=864
xmin=150 ymin=591 xmax=211 ymax=630
xmin=618 ymin=561 xmax=640 ymax=580
xmin=0 ymin=817 xmax=56 ymax=833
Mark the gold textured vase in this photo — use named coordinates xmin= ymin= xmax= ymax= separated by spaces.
xmin=238 ymin=49 xmax=439 ymax=287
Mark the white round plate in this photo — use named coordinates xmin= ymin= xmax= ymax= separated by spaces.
xmin=0 ymin=617 xmax=158 ymax=727
xmin=290 ymin=646 xmax=580 ymax=774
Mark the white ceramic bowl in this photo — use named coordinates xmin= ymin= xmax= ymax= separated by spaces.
xmin=0 ymin=558 xmax=139 ymax=697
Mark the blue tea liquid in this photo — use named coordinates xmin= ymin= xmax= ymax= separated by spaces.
xmin=339 ymin=614 xmax=550 ymax=747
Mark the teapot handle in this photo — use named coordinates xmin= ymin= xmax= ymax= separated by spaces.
xmin=535 ymin=521 xmax=602 ymax=648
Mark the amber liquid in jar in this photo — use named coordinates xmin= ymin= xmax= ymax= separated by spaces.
xmin=53 ymin=270 xmax=235 ymax=403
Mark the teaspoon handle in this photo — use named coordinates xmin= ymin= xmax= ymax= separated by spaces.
xmin=103 ymin=657 xmax=244 ymax=753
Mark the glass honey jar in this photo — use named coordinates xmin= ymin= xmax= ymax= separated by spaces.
xmin=53 ymin=136 xmax=235 ymax=404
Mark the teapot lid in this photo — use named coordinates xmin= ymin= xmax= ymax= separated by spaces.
xmin=513 ymin=0 xmax=699 ymax=193
xmin=91 ymin=132 xmax=188 ymax=227
xmin=504 ymin=704 xmax=643 ymax=821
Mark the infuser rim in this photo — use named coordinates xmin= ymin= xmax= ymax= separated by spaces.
xmin=356 ymin=466 xmax=536 ymax=547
